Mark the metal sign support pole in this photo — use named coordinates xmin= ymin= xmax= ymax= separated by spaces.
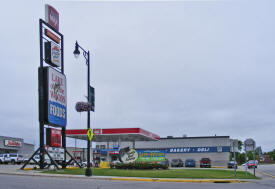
xmin=61 ymin=29 xmax=67 ymax=169
xmin=244 ymin=138 xmax=256 ymax=177
xmin=245 ymin=152 xmax=247 ymax=177
xmin=233 ymin=148 xmax=236 ymax=177
xmin=21 ymin=148 xmax=40 ymax=170
xmin=253 ymin=150 xmax=256 ymax=176
xmin=62 ymin=127 xmax=66 ymax=168
xmin=44 ymin=150 xmax=60 ymax=169
xmin=39 ymin=19 xmax=45 ymax=169
xmin=65 ymin=149 xmax=82 ymax=167
xmin=107 ymin=141 xmax=110 ymax=162
xmin=133 ymin=141 xmax=136 ymax=149
xmin=86 ymin=51 xmax=92 ymax=176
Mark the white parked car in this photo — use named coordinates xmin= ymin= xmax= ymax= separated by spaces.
xmin=7 ymin=153 xmax=24 ymax=164
xmin=0 ymin=154 xmax=11 ymax=164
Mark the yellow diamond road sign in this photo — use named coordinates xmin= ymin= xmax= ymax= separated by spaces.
xmin=87 ymin=128 xmax=93 ymax=141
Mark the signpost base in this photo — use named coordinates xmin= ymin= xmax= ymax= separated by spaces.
xmin=20 ymin=147 xmax=82 ymax=170
xmin=20 ymin=147 xmax=59 ymax=170
xmin=64 ymin=149 xmax=82 ymax=168
xmin=85 ymin=167 xmax=92 ymax=176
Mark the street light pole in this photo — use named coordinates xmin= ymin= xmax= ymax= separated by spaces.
xmin=73 ymin=41 xmax=92 ymax=176
xmin=86 ymin=50 xmax=92 ymax=177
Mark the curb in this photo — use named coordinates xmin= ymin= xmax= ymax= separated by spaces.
xmin=0 ymin=171 xmax=109 ymax=180
xmin=22 ymin=167 xmax=80 ymax=171
xmin=0 ymin=171 xmax=249 ymax=183
xmin=22 ymin=168 xmax=38 ymax=170
xmin=110 ymin=177 xmax=247 ymax=183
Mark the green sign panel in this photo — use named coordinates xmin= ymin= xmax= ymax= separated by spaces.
xmin=136 ymin=150 xmax=166 ymax=162
xmin=89 ymin=86 xmax=95 ymax=112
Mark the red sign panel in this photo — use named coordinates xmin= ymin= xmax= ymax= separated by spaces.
xmin=46 ymin=128 xmax=61 ymax=147
xmin=45 ymin=4 xmax=59 ymax=31
xmin=51 ymin=128 xmax=61 ymax=147
xmin=4 ymin=140 xmax=22 ymax=147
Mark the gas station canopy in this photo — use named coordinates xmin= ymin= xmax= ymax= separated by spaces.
xmin=66 ymin=128 xmax=160 ymax=142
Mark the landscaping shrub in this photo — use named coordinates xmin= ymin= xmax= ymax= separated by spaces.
xmin=115 ymin=162 xmax=168 ymax=169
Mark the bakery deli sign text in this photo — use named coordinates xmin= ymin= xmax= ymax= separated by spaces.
xmin=166 ymin=146 xmax=230 ymax=153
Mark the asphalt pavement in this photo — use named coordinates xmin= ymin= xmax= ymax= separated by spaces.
xmin=0 ymin=174 xmax=274 ymax=189
xmin=0 ymin=164 xmax=275 ymax=189
xmin=257 ymin=164 xmax=275 ymax=177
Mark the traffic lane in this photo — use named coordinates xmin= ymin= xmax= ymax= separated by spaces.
xmin=0 ymin=164 xmax=38 ymax=171
xmin=0 ymin=164 xmax=21 ymax=170
xmin=0 ymin=174 xmax=274 ymax=189
xmin=258 ymin=164 xmax=275 ymax=176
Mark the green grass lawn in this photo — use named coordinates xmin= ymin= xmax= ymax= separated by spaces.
xmin=42 ymin=168 xmax=258 ymax=179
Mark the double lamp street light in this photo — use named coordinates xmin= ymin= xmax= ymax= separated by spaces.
xmin=73 ymin=41 xmax=92 ymax=176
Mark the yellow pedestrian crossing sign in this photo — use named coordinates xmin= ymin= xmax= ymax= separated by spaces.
xmin=87 ymin=128 xmax=93 ymax=141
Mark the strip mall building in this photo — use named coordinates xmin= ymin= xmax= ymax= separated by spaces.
xmin=0 ymin=136 xmax=34 ymax=159
xmin=66 ymin=128 xmax=232 ymax=167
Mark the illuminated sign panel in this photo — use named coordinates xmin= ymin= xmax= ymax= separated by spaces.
xmin=45 ymin=4 xmax=59 ymax=31
xmin=45 ymin=29 xmax=60 ymax=44
xmin=46 ymin=128 xmax=62 ymax=147
xmin=4 ymin=140 xmax=22 ymax=147
xmin=45 ymin=41 xmax=61 ymax=67
xmin=44 ymin=67 xmax=67 ymax=127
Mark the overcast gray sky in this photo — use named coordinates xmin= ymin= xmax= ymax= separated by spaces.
xmin=1 ymin=0 xmax=275 ymax=152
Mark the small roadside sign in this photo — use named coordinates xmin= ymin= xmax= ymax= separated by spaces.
xmin=244 ymin=138 xmax=256 ymax=152
xmin=231 ymin=139 xmax=239 ymax=152
xmin=87 ymin=128 xmax=93 ymax=141
xmin=89 ymin=86 xmax=95 ymax=112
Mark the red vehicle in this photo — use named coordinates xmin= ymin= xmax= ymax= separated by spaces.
xmin=200 ymin=158 xmax=211 ymax=168
xmin=247 ymin=160 xmax=257 ymax=169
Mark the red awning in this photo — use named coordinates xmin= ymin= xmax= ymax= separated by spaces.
xmin=66 ymin=128 xmax=160 ymax=142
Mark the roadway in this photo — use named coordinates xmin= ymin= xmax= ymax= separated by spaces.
xmin=257 ymin=164 xmax=275 ymax=177
xmin=0 ymin=164 xmax=274 ymax=189
xmin=0 ymin=174 xmax=274 ymax=189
